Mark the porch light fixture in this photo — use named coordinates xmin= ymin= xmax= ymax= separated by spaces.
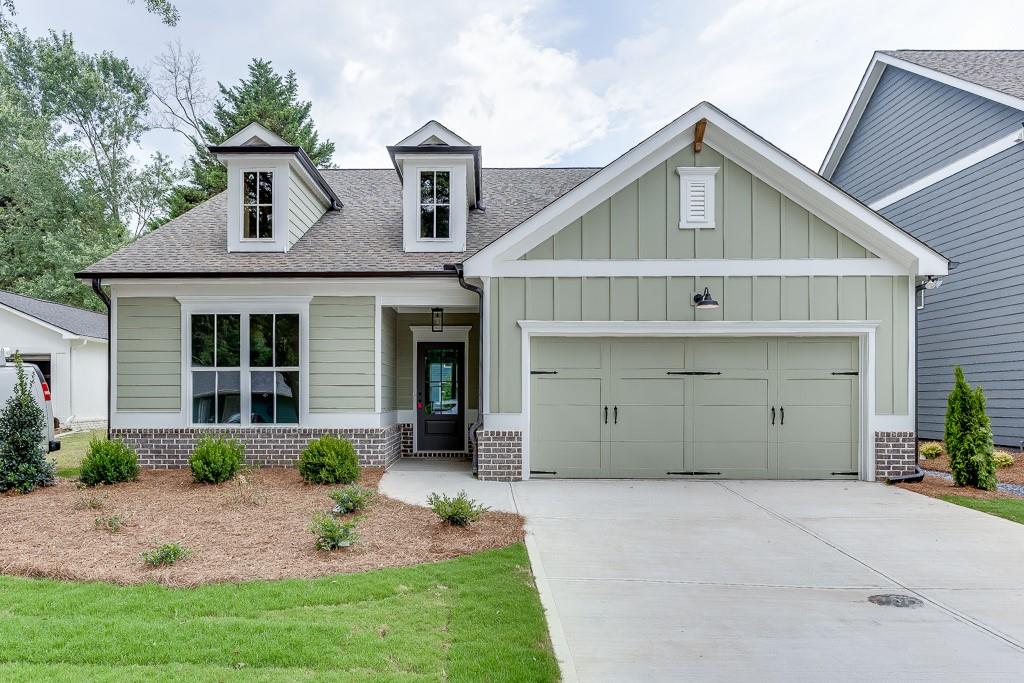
xmin=431 ymin=307 xmax=444 ymax=332
xmin=692 ymin=287 xmax=719 ymax=310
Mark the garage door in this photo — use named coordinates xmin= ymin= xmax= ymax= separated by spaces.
xmin=529 ymin=337 xmax=858 ymax=479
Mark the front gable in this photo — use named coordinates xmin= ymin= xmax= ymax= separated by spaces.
xmin=463 ymin=102 xmax=946 ymax=278
xmin=522 ymin=143 xmax=877 ymax=262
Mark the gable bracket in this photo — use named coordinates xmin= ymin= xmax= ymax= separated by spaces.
xmin=694 ymin=118 xmax=708 ymax=153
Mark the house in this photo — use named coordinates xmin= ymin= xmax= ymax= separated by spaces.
xmin=821 ymin=50 xmax=1024 ymax=447
xmin=0 ymin=290 xmax=108 ymax=428
xmin=78 ymin=103 xmax=946 ymax=480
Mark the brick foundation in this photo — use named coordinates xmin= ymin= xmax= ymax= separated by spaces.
xmin=874 ymin=431 xmax=917 ymax=480
xmin=476 ymin=430 xmax=523 ymax=481
xmin=397 ymin=422 xmax=474 ymax=459
xmin=111 ymin=426 xmax=402 ymax=470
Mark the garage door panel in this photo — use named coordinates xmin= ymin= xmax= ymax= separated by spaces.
xmin=690 ymin=442 xmax=771 ymax=476
xmin=609 ymin=340 xmax=684 ymax=369
xmin=781 ymin=378 xmax=853 ymax=406
xmin=611 ymin=442 xmax=684 ymax=477
xmin=780 ymin=339 xmax=856 ymax=370
xmin=533 ymin=404 xmax=601 ymax=442
xmin=613 ymin=377 xmax=686 ymax=405
xmin=783 ymin=405 xmax=851 ymax=435
xmin=532 ymin=338 xmax=603 ymax=370
xmin=534 ymin=377 xmax=602 ymax=405
xmin=692 ymin=340 xmax=769 ymax=370
xmin=694 ymin=378 xmax=769 ymax=405
xmin=780 ymin=442 xmax=855 ymax=477
xmin=613 ymin=405 xmax=685 ymax=442
xmin=694 ymin=405 xmax=768 ymax=443
xmin=533 ymin=441 xmax=605 ymax=474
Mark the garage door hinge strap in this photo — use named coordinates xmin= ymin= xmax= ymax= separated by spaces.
xmin=666 ymin=371 xmax=721 ymax=376
xmin=831 ymin=471 xmax=858 ymax=476
xmin=831 ymin=371 xmax=858 ymax=375
xmin=667 ymin=471 xmax=722 ymax=476
xmin=530 ymin=370 xmax=558 ymax=375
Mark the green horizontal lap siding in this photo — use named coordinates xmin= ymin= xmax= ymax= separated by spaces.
xmin=381 ymin=307 xmax=397 ymax=412
xmin=490 ymin=275 xmax=909 ymax=415
xmin=395 ymin=312 xmax=480 ymax=411
xmin=116 ymin=297 xmax=181 ymax=411
xmin=522 ymin=144 xmax=875 ymax=260
xmin=288 ymin=178 xmax=326 ymax=248
xmin=309 ymin=297 xmax=375 ymax=412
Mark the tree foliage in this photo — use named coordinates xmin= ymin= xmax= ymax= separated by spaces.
xmin=0 ymin=352 xmax=55 ymax=493
xmin=944 ymin=366 xmax=997 ymax=491
xmin=162 ymin=58 xmax=335 ymax=219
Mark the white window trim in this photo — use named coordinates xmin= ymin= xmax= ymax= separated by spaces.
xmin=677 ymin=166 xmax=719 ymax=229
xmin=177 ymin=297 xmax=311 ymax=428
xmin=417 ymin=169 xmax=454 ymax=242
xmin=239 ymin=168 xmax=277 ymax=242
xmin=503 ymin=319 xmax=881 ymax=482
xmin=409 ymin=325 xmax=471 ymax=453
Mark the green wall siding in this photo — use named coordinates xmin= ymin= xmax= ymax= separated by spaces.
xmin=116 ymin=297 xmax=181 ymax=411
xmin=381 ymin=306 xmax=397 ymax=412
xmin=395 ymin=312 xmax=479 ymax=411
xmin=309 ymin=296 xmax=375 ymax=412
xmin=288 ymin=178 xmax=326 ymax=247
xmin=489 ymin=275 xmax=909 ymax=416
xmin=523 ymin=144 xmax=875 ymax=260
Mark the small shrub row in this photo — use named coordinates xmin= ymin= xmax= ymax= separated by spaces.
xmin=919 ymin=442 xmax=943 ymax=460
xmin=189 ymin=435 xmax=244 ymax=484
xmin=329 ymin=485 xmax=374 ymax=515
xmin=309 ymin=513 xmax=359 ymax=551
xmin=993 ymin=450 xmax=1015 ymax=469
xmin=142 ymin=542 xmax=190 ymax=567
xmin=428 ymin=490 xmax=489 ymax=527
xmin=298 ymin=435 xmax=359 ymax=485
xmin=81 ymin=439 xmax=139 ymax=486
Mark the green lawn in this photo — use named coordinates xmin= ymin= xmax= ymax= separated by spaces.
xmin=940 ymin=495 xmax=1024 ymax=525
xmin=53 ymin=428 xmax=104 ymax=477
xmin=0 ymin=544 xmax=558 ymax=682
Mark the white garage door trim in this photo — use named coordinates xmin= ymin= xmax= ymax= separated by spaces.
xmin=517 ymin=320 xmax=881 ymax=482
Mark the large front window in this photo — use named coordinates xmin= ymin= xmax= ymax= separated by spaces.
xmin=242 ymin=170 xmax=274 ymax=239
xmin=190 ymin=312 xmax=299 ymax=424
xmin=419 ymin=170 xmax=450 ymax=239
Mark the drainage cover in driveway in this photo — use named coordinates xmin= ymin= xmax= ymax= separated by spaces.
xmin=868 ymin=594 xmax=923 ymax=608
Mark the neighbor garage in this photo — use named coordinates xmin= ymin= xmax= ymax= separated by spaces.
xmin=529 ymin=337 xmax=859 ymax=479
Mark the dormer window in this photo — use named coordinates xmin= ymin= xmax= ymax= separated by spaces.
xmin=242 ymin=171 xmax=274 ymax=239
xmin=419 ymin=170 xmax=451 ymax=240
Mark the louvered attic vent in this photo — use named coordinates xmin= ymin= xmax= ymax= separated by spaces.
xmin=677 ymin=166 xmax=719 ymax=229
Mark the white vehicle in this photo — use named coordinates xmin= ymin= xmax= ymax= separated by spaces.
xmin=0 ymin=349 xmax=59 ymax=453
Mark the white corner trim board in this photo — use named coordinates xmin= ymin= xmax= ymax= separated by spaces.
xmin=869 ymin=130 xmax=1024 ymax=210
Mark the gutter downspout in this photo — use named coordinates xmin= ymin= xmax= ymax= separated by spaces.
xmin=447 ymin=263 xmax=484 ymax=476
xmin=91 ymin=278 xmax=111 ymax=440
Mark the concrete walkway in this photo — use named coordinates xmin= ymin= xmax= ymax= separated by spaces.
xmin=380 ymin=461 xmax=1024 ymax=681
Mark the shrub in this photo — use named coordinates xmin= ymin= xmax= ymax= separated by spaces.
xmin=427 ymin=490 xmax=489 ymax=527
xmin=142 ymin=542 xmax=190 ymax=567
xmin=329 ymin=485 xmax=374 ymax=515
xmin=189 ymin=435 xmax=244 ymax=484
xmin=95 ymin=513 xmax=127 ymax=533
xmin=230 ymin=465 xmax=267 ymax=507
xmin=80 ymin=439 xmax=139 ymax=486
xmin=309 ymin=512 xmax=358 ymax=550
xmin=298 ymin=435 xmax=359 ymax=485
xmin=993 ymin=450 xmax=1015 ymax=469
xmin=945 ymin=366 xmax=997 ymax=491
xmin=919 ymin=442 xmax=943 ymax=460
xmin=0 ymin=352 xmax=55 ymax=493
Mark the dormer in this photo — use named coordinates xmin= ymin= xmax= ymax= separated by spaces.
xmin=209 ymin=122 xmax=340 ymax=253
xmin=387 ymin=121 xmax=482 ymax=253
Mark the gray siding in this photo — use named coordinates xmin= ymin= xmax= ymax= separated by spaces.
xmin=116 ymin=297 xmax=181 ymax=411
xmin=832 ymin=66 xmax=1023 ymax=204
xmin=308 ymin=296 xmax=375 ymax=412
xmin=881 ymin=145 xmax=1024 ymax=445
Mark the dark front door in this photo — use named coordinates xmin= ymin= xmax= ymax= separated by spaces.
xmin=416 ymin=342 xmax=464 ymax=452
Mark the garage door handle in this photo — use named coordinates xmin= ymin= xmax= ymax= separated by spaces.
xmin=771 ymin=406 xmax=775 ymax=425
xmin=604 ymin=406 xmax=608 ymax=424
xmin=614 ymin=406 xmax=618 ymax=424
xmin=531 ymin=370 xmax=558 ymax=375
xmin=780 ymin=407 xmax=784 ymax=425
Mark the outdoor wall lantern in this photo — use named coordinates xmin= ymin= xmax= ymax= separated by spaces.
xmin=431 ymin=307 xmax=444 ymax=332
xmin=692 ymin=287 xmax=720 ymax=309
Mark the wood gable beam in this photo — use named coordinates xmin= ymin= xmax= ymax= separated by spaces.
xmin=694 ymin=118 xmax=708 ymax=153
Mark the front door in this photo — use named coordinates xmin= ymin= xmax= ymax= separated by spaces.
xmin=416 ymin=342 xmax=465 ymax=451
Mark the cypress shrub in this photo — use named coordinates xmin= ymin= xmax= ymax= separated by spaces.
xmin=944 ymin=366 xmax=997 ymax=490
xmin=0 ymin=352 xmax=55 ymax=493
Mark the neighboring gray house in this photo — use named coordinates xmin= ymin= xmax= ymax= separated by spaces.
xmin=822 ymin=50 xmax=1024 ymax=447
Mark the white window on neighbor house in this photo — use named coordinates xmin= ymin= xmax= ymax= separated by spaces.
xmin=676 ymin=167 xmax=719 ymax=229
xmin=189 ymin=312 xmax=300 ymax=425
xmin=419 ymin=170 xmax=451 ymax=240
xmin=242 ymin=170 xmax=274 ymax=239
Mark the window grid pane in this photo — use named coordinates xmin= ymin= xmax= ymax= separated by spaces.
xmin=242 ymin=170 xmax=273 ymax=239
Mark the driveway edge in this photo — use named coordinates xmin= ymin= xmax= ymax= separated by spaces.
xmin=525 ymin=530 xmax=578 ymax=683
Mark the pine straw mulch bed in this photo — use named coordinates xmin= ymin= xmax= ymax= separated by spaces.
xmin=0 ymin=468 xmax=524 ymax=587
xmin=918 ymin=440 xmax=1024 ymax=485
xmin=896 ymin=475 xmax=1015 ymax=501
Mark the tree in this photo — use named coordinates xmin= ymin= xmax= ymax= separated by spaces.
xmin=0 ymin=352 xmax=55 ymax=493
xmin=160 ymin=58 xmax=335 ymax=219
xmin=944 ymin=366 xmax=997 ymax=491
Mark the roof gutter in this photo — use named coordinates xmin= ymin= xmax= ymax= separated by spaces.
xmin=90 ymin=278 xmax=112 ymax=441
xmin=74 ymin=270 xmax=459 ymax=281
xmin=446 ymin=262 xmax=484 ymax=476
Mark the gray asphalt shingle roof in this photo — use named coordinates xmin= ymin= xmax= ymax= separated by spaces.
xmin=0 ymin=290 xmax=108 ymax=339
xmin=81 ymin=167 xmax=600 ymax=277
xmin=882 ymin=50 xmax=1024 ymax=101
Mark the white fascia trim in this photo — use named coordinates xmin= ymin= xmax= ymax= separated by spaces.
xmin=822 ymin=52 xmax=1024 ymax=177
xmin=111 ymin=279 xmax=474 ymax=304
xmin=221 ymin=122 xmax=290 ymax=147
xmin=869 ymin=130 xmax=1024 ymax=210
xmin=490 ymin=258 xmax=908 ymax=278
xmin=396 ymin=120 xmax=471 ymax=147
xmin=0 ymin=302 xmax=98 ymax=341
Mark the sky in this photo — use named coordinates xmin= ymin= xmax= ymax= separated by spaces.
xmin=13 ymin=0 xmax=1023 ymax=172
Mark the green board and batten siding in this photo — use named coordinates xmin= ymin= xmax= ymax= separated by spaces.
xmin=380 ymin=307 xmax=398 ymax=412
xmin=288 ymin=178 xmax=327 ymax=248
xmin=489 ymin=275 xmax=909 ymax=415
xmin=523 ymin=145 xmax=876 ymax=261
xmin=116 ymin=297 xmax=181 ymax=410
xmin=308 ymin=297 xmax=375 ymax=412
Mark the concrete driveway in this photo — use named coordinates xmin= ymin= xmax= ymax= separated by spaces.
xmin=381 ymin=463 xmax=1024 ymax=681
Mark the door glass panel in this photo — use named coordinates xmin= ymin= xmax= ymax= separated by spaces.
xmin=423 ymin=348 xmax=459 ymax=415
